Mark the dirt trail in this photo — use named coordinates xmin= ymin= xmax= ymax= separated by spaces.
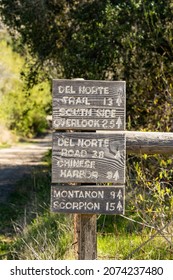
xmin=0 ymin=133 xmax=52 ymax=203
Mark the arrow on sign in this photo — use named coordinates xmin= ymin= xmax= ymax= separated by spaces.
xmin=117 ymin=201 xmax=123 ymax=211
xmin=116 ymin=95 xmax=122 ymax=106
xmin=113 ymin=170 xmax=119 ymax=181
xmin=116 ymin=117 xmax=122 ymax=129
xmin=117 ymin=190 xmax=123 ymax=200
xmin=114 ymin=150 xmax=121 ymax=160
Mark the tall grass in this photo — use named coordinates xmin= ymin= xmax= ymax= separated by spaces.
xmin=11 ymin=212 xmax=73 ymax=260
xmin=97 ymin=231 xmax=173 ymax=260
xmin=0 ymin=152 xmax=74 ymax=260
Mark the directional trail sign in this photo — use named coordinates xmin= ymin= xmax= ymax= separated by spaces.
xmin=51 ymin=185 xmax=125 ymax=214
xmin=52 ymin=132 xmax=126 ymax=184
xmin=52 ymin=79 xmax=126 ymax=130
xmin=51 ymin=78 xmax=126 ymax=217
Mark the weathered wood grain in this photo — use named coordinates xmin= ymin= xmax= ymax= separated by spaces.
xmin=126 ymin=131 xmax=173 ymax=155
xmin=52 ymin=132 xmax=126 ymax=184
xmin=51 ymin=185 xmax=125 ymax=214
xmin=77 ymin=214 xmax=97 ymax=260
xmin=52 ymin=79 xmax=126 ymax=130
xmin=99 ymin=131 xmax=173 ymax=155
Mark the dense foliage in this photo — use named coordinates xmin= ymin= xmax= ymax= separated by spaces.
xmin=0 ymin=0 xmax=172 ymax=131
xmin=0 ymin=36 xmax=51 ymax=137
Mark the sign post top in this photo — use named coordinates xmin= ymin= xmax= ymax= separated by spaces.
xmin=53 ymin=78 xmax=126 ymax=86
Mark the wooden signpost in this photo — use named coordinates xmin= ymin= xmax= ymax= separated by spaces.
xmin=51 ymin=79 xmax=126 ymax=259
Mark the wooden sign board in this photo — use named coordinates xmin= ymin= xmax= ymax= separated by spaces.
xmin=52 ymin=132 xmax=126 ymax=184
xmin=51 ymin=185 xmax=125 ymax=214
xmin=52 ymin=79 xmax=126 ymax=130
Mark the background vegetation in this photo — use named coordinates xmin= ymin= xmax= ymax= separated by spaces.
xmin=1 ymin=0 xmax=172 ymax=131
xmin=0 ymin=0 xmax=173 ymax=259
xmin=0 ymin=29 xmax=51 ymax=138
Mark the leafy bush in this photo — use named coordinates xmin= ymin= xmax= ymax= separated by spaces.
xmin=0 ymin=36 xmax=51 ymax=137
xmin=126 ymin=155 xmax=173 ymax=228
xmin=1 ymin=81 xmax=51 ymax=137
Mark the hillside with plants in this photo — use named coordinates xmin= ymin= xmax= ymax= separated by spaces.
xmin=0 ymin=28 xmax=51 ymax=140
xmin=0 ymin=0 xmax=173 ymax=259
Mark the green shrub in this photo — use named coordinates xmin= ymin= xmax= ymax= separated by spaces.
xmin=0 ymin=36 xmax=51 ymax=138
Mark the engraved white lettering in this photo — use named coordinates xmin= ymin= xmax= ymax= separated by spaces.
xmin=60 ymin=169 xmax=98 ymax=179
xmin=77 ymin=138 xmax=109 ymax=148
xmin=61 ymin=149 xmax=87 ymax=157
xmin=77 ymin=139 xmax=97 ymax=148
xmin=57 ymin=159 xmax=95 ymax=169
xmin=57 ymin=137 xmax=109 ymax=149
xmin=106 ymin=170 xmax=120 ymax=181
xmin=54 ymin=119 xmax=101 ymax=128
xmin=53 ymin=201 xmax=100 ymax=211
xmin=79 ymin=86 xmax=109 ymax=95
xmin=53 ymin=190 xmax=104 ymax=199
xmin=53 ymin=118 xmax=118 ymax=129
xmin=96 ymin=109 xmax=116 ymax=118
xmin=58 ymin=85 xmax=75 ymax=94
xmin=61 ymin=96 xmax=91 ymax=105
xmin=58 ymin=108 xmax=92 ymax=117
xmin=57 ymin=137 xmax=75 ymax=147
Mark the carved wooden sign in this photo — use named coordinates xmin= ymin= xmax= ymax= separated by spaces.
xmin=52 ymin=132 xmax=126 ymax=184
xmin=51 ymin=185 xmax=125 ymax=214
xmin=51 ymin=79 xmax=126 ymax=215
xmin=52 ymin=79 xmax=126 ymax=130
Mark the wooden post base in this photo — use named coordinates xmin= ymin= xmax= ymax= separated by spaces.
xmin=74 ymin=214 xmax=97 ymax=260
